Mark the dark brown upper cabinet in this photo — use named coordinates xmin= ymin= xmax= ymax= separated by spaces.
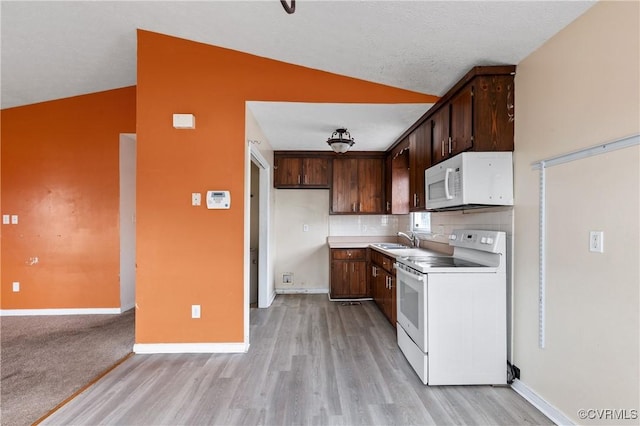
xmin=385 ymin=138 xmax=410 ymax=215
xmin=274 ymin=153 xmax=330 ymax=188
xmin=431 ymin=67 xmax=515 ymax=165
xmin=387 ymin=65 xmax=515 ymax=211
xmin=409 ymin=122 xmax=430 ymax=211
xmin=331 ymin=155 xmax=384 ymax=214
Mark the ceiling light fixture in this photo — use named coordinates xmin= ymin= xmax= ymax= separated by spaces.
xmin=327 ymin=128 xmax=355 ymax=154
xmin=280 ymin=0 xmax=295 ymax=14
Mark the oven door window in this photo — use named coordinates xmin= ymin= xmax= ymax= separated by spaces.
xmin=400 ymin=281 xmax=420 ymax=331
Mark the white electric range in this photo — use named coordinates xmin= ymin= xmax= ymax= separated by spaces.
xmin=395 ymin=229 xmax=507 ymax=385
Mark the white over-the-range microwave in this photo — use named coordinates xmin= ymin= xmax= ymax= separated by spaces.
xmin=425 ymin=151 xmax=514 ymax=211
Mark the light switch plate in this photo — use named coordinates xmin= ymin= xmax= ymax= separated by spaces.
xmin=2 ymin=215 xmax=9 ymax=225
xmin=10 ymin=215 xmax=18 ymax=225
xmin=192 ymin=193 xmax=201 ymax=206
xmin=12 ymin=282 xmax=20 ymax=292
xmin=191 ymin=304 xmax=201 ymax=319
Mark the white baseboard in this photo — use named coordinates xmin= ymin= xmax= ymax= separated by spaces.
xmin=133 ymin=342 xmax=249 ymax=354
xmin=275 ymin=288 xmax=328 ymax=294
xmin=121 ymin=302 xmax=135 ymax=312
xmin=0 ymin=307 xmax=122 ymax=316
xmin=511 ymin=379 xmax=574 ymax=425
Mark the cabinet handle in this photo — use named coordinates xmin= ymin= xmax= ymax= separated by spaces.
xmin=448 ymin=137 xmax=452 ymax=154
xmin=352 ymin=264 xmax=355 ymax=273
xmin=386 ymin=201 xmax=391 ymax=212
xmin=298 ymin=175 xmax=301 ymax=184
xmin=359 ymin=202 xmax=362 ymax=212
xmin=303 ymin=175 xmax=308 ymax=184
xmin=413 ymin=193 xmax=417 ymax=207
xmin=442 ymin=140 xmax=445 ymax=157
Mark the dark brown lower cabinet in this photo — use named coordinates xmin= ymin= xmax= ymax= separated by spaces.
xmin=330 ymin=249 xmax=369 ymax=299
xmin=370 ymin=249 xmax=396 ymax=325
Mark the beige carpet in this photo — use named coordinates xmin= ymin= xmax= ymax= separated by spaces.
xmin=0 ymin=310 xmax=134 ymax=426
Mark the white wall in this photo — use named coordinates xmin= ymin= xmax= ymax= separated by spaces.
xmin=513 ymin=2 xmax=639 ymax=423
xmin=274 ymin=190 xmax=330 ymax=292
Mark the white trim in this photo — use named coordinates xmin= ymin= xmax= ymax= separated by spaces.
xmin=532 ymin=133 xmax=639 ymax=169
xmin=0 ymin=308 xmax=121 ymax=316
xmin=121 ymin=302 xmax=135 ymax=312
xmin=250 ymin=143 xmax=274 ymax=309
xmin=275 ymin=288 xmax=328 ymax=295
xmin=133 ymin=342 xmax=249 ymax=354
xmin=511 ymin=379 xmax=574 ymax=426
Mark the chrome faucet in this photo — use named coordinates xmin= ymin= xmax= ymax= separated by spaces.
xmin=397 ymin=231 xmax=419 ymax=248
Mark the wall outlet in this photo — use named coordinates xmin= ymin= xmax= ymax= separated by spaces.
xmin=283 ymin=273 xmax=293 ymax=284
xmin=12 ymin=281 xmax=20 ymax=292
xmin=191 ymin=304 xmax=201 ymax=319
xmin=10 ymin=215 xmax=18 ymax=225
xmin=589 ymin=231 xmax=604 ymax=253
xmin=303 ymin=224 xmax=309 ymax=232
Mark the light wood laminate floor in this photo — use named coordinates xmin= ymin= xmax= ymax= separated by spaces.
xmin=43 ymin=295 xmax=552 ymax=425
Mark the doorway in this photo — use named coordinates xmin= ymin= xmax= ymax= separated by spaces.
xmin=119 ymin=133 xmax=136 ymax=311
xmin=249 ymin=162 xmax=260 ymax=307
xmin=248 ymin=145 xmax=273 ymax=309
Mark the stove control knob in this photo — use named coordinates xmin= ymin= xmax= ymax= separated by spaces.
xmin=481 ymin=237 xmax=487 ymax=244
xmin=486 ymin=237 xmax=494 ymax=244
xmin=449 ymin=234 xmax=457 ymax=240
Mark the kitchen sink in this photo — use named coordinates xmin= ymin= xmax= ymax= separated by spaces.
xmin=371 ymin=243 xmax=409 ymax=250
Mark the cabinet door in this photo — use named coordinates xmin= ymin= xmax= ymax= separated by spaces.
xmin=409 ymin=123 xmax=429 ymax=211
xmin=349 ymin=261 xmax=368 ymax=297
xmin=374 ymin=268 xmax=386 ymax=310
xmin=302 ymin=157 xmax=330 ymax=187
xmin=357 ymin=158 xmax=384 ymax=213
xmin=473 ymin=75 xmax=515 ymax=151
xmin=274 ymin=157 xmax=302 ymax=187
xmin=331 ymin=158 xmax=359 ymax=213
xmin=450 ymin=86 xmax=474 ymax=156
xmin=431 ymin=106 xmax=450 ymax=165
xmin=390 ymin=144 xmax=410 ymax=214
xmin=330 ymin=261 xmax=350 ymax=298
xmin=388 ymin=273 xmax=397 ymax=325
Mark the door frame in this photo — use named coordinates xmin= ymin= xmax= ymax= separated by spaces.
xmin=244 ymin=141 xmax=274 ymax=342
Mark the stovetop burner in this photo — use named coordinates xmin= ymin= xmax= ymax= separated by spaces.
xmin=402 ymin=256 xmax=485 ymax=268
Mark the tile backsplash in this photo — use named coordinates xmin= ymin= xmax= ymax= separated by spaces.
xmin=328 ymin=209 xmax=513 ymax=238
xmin=329 ymin=215 xmax=406 ymax=236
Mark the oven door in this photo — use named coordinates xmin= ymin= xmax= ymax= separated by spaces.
xmin=395 ymin=264 xmax=427 ymax=352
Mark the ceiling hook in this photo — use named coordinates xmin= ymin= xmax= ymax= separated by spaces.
xmin=280 ymin=0 xmax=295 ymax=14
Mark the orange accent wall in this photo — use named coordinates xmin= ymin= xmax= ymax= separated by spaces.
xmin=1 ymin=87 xmax=136 ymax=309
xmin=136 ymin=30 xmax=437 ymax=344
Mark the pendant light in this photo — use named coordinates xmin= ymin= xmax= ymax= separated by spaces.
xmin=327 ymin=128 xmax=355 ymax=154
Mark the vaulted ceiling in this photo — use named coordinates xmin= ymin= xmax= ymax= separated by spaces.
xmin=1 ymin=1 xmax=596 ymax=151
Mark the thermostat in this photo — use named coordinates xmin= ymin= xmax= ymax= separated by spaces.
xmin=206 ymin=190 xmax=231 ymax=209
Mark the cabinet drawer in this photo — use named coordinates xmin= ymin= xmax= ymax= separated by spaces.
xmin=332 ymin=249 xmax=366 ymax=260
xmin=370 ymin=249 xmax=394 ymax=272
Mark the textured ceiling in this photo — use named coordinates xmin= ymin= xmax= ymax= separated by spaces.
xmin=1 ymin=1 xmax=596 ymax=150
